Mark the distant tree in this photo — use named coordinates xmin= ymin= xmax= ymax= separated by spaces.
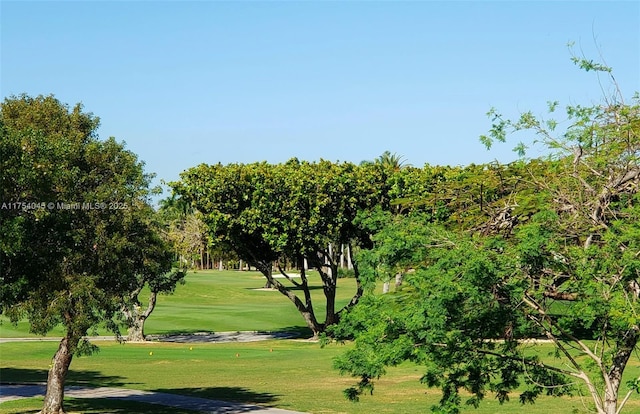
xmin=173 ymin=159 xmax=390 ymax=337
xmin=158 ymin=192 xmax=193 ymax=222
xmin=0 ymin=95 xmax=174 ymax=414
xmin=376 ymin=150 xmax=411 ymax=171
xmin=159 ymin=194 xmax=219 ymax=269
xmin=331 ymin=57 xmax=640 ymax=414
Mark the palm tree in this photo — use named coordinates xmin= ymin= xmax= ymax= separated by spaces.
xmin=366 ymin=152 xmax=412 ymax=293
xmin=158 ymin=193 xmax=193 ymax=222
xmin=376 ymin=150 xmax=411 ymax=171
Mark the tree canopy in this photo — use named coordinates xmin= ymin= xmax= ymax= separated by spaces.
xmin=173 ymin=158 xmax=393 ymax=336
xmin=329 ymin=59 xmax=640 ymax=414
xmin=1 ymin=94 xmax=176 ymax=414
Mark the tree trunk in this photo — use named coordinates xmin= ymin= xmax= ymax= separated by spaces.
xmin=126 ymin=312 xmax=146 ymax=342
xmin=602 ymin=327 xmax=639 ymax=414
xmin=40 ymin=335 xmax=78 ymax=414
xmin=324 ymin=279 xmax=338 ymax=326
xmin=124 ymin=292 xmax=158 ymax=342
xmin=382 ymin=281 xmax=390 ymax=294
xmin=251 ymin=256 xmax=323 ymax=337
xmin=395 ymin=272 xmax=403 ymax=289
xmin=320 ymin=258 xmax=338 ymax=326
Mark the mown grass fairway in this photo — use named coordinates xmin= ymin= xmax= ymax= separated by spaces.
xmin=2 ymin=270 xmax=639 ymax=413
xmin=0 ymin=270 xmax=357 ymax=337
xmin=4 ymin=340 xmax=638 ymax=414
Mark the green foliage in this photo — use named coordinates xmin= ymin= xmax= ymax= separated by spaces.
xmin=0 ymin=94 xmax=173 ymax=342
xmin=333 ymin=55 xmax=640 ymax=414
xmin=172 ymin=158 xmax=393 ymax=333
xmin=337 ymin=268 xmax=356 ymax=279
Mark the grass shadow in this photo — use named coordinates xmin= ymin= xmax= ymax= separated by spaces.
xmin=149 ymin=325 xmax=313 ymax=340
xmin=244 ymin=285 xmax=324 ymax=292
xmin=0 ymin=397 xmax=204 ymax=414
xmin=151 ymin=386 xmax=280 ymax=407
xmin=146 ymin=328 xmax=220 ymax=337
xmin=0 ymin=367 xmax=130 ymax=387
xmin=65 ymin=398 xmax=203 ymax=414
xmin=265 ymin=325 xmax=313 ymax=338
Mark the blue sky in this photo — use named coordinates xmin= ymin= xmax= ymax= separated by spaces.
xmin=2 ymin=1 xmax=639 ymax=196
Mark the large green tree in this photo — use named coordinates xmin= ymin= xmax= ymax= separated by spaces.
xmin=1 ymin=95 xmax=175 ymax=414
xmin=173 ymin=159 xmax=391 ymax=337
xmin=331 ymin=59 xmax=640 ymax=413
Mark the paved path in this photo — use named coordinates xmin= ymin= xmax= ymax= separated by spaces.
xmin=0 ymin=331 xmax=303 ymax=344
xmin=0 ymin=384 xmax=306 ymax=413
xmin=1 ymin=333 xmax=309 ymax=412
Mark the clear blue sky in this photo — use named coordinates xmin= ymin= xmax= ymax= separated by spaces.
xmin=2 ymin=1 xmax=639 ymax=196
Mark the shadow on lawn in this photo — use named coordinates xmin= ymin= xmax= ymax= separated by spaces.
xmin=153 ymin=325 xmax=313 ymax=340
xmin=151 ymin=386 xmax=280 ymax=406
xmin=0 ymin=367 xmax=130 ymax=387
xmin=245 ymin=285 xmax=325 ymax=292
xmin=0 ymin=398 xmax=200 ymax=414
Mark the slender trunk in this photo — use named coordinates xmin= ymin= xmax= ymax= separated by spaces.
xmin=299 ymin=266 xmax=322 ymax=338
xmin=248 ymin=256 xmax=323 ymax=336
xmin=315 ymin=250 xmax=339 ymax=327
xmin=382 ymin=281 xmax=390 ymax=293
xmin=395 ymin=272 xmax=403 ymax=289
xmin=323 ymin=270 xmax=338 ymax=326
xmin=40 ymin=335 xmax=78 ymax=414
xmin=341 ymin=261 xmax=364 ymax=312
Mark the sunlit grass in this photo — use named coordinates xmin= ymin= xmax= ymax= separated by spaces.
xmin=0 ymin=270 xmax=360 ymax=337
xmin=1 ymin=270 xmax=639 ymax=413
xmin=2 ymin=339 xmax=639 ymax=413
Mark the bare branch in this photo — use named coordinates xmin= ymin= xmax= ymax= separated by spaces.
xmin=277 ymin=263 xmax=302 ymax=287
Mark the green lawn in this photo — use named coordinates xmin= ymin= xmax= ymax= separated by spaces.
xmin=5 ymin=340 xmax=637 ymax=414
xmin=0 ymin=270 xmax=358 ymax=338
xmin=1 ymin=270 xmax=639 ymax=413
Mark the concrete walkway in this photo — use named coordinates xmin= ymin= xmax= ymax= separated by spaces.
xmin=1 ymin=333 xmax=309 ymax=412
xmin=0 ymin=384 xmax=306 ymax=413
xmin=0 ymin=331 xmax=303 ymax=344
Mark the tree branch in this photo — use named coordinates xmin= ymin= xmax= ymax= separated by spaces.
xmin=474 ymin=347 xmax=583 ymax=379
xmin=523 ymin=294 xmax=611 ymax=409
xmin=277 ymin=263 xmax=302 ymax=287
